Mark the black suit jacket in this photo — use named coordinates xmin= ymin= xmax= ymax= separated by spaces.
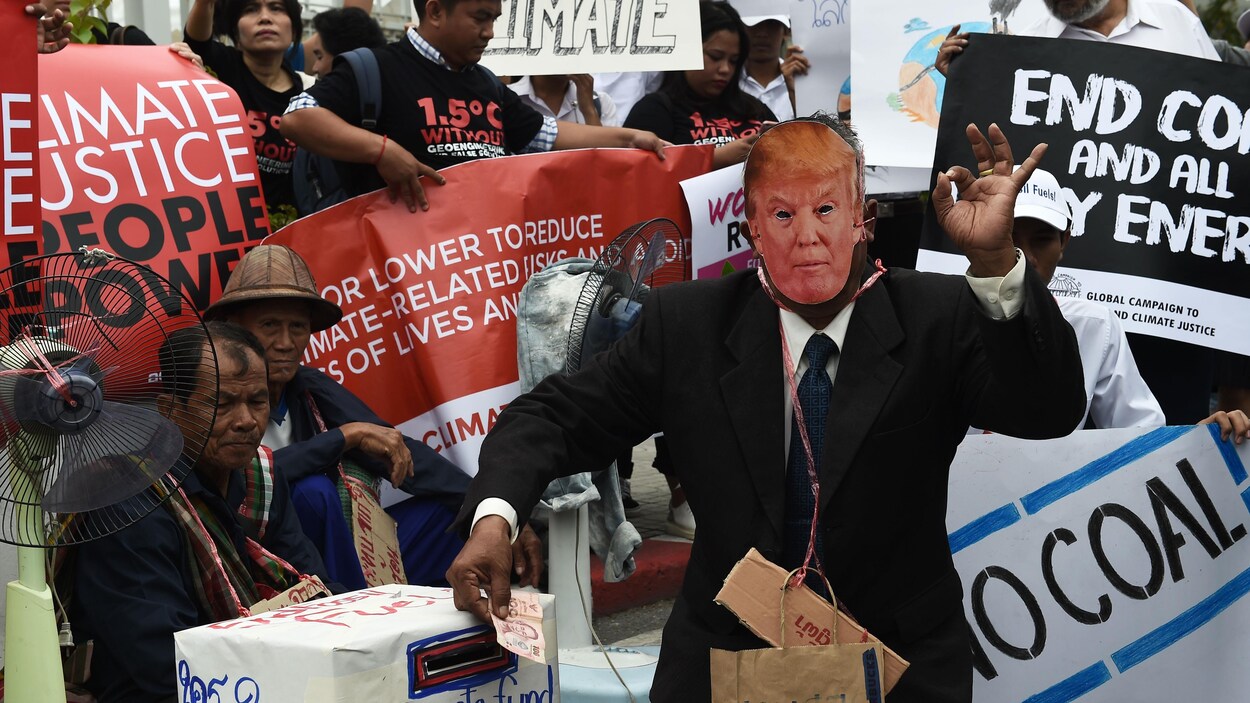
xmin=459 ymin=266 xmax=1085 ymax=702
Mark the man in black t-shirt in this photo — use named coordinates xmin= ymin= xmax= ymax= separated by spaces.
xmin=281 ymin=0 xmax=668 ymax=212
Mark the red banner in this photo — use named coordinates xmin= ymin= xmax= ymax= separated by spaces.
xmin=3 ymin=5 xmax=39 ymax=259
xmin=269 ymin=146 xmax=713 ymax=474
xmin=36 ymin=46 xmax=267 ymax=309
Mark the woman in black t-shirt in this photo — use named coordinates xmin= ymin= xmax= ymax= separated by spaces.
xmin=185 ymin=0 xmax=305 ymax=225
xmin=624 ymin=0 xmax=776 ymax=170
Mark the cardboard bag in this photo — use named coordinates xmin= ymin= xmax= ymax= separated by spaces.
xmin=715 ymin=548 xmax=909 ymax=693
xmin=710 ymin=642 xmax=886 ymax=703
xmin=346 ymin=479 xmax=407 ymax=586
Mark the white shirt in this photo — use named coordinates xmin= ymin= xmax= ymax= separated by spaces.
xmin=741 ymin=64 xmax=795 ymax=122
xmin=474 ymin=253 xmax=1029 ymax=538
xmin=263 ymin=408 xmax=294 ymax=451
xmin=591 ymin=71 xmax=664 ymax=123
xmin=508 ymin=77 xmax=621 ymax=127
xmin=1057 ymin=296 xmax=1165 ymax=430
xmin=1020 ymin=0 xmax=1219 ymax=60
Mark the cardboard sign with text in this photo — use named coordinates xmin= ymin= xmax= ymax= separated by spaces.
xmin=347 ymin=479 xmax=406 ymax=586
xmin=948 ymin=426 xmax=1250 ymax=702
xmin=248 ymin=575 xmax=332 ymax=615
xmin=268 ymin=146 xmax=713 ymax=480
xmin=481 ymin=0 xmax=703 ymax=76
xmin=715 ymin=548 xmax=908 ymax=693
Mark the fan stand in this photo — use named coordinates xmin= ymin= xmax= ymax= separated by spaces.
xmin=4 ymin=436 xmax=68 ymax=703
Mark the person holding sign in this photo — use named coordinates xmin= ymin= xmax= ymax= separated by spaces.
xmin=280 ymin=0 xmax=667 ymax=213
xmin=625 ymin=0 xmax=777 ymax=170
xmin=446 ymin=115 xmax=1089 ymax=702
xmin=185 ymin=0 xmax=307 ymax=223
xmin=69 ymin=323 xmax=337 ymax=703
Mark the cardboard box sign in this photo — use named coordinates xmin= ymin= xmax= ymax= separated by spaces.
xmin=714 ymin=548 xmax=909 ymax=694
xmin=174 ymin=585 xmax=559 ymax=702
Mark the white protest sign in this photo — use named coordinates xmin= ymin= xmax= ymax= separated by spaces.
xmin=791 ymin=0 xmax=850 ymax=119
xmin=851 ymin=0 xmax=1047 ymax=168
xmin=480 ymin=0 xmax=703 ymax=76
xmin=680 ymin=165 xmax=753 ymax=280
xmin=948 ymin=426 xmax=1250 ymax=702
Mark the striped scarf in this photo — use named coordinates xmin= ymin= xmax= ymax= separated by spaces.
xmin=164 ymin=446 xmax=302 ymax=621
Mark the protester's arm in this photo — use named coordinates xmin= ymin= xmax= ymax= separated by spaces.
xmin=596 ymin=90 xmax=621 ymax=127
xmin=281 ymin=106 xmax=444 ymax=211
xmin=449 ymin=288 xmax=666 ymax=621
xmin=183 ymin=0 xmax=215 ymax=43
xmin=571 ymin=74 xmax=603 ymax=126
xmin=302 ymin=369 xmax=470 ymax=496
xmin=936 ymin=24 xmax=969 ymax=77
xmin=553 ymin=121 xmax=666 ymax=159
xmin=781 ymin=44 xmax=810 ymax=110
xmin=72 ymin=510 xmax=198 ymax=701
xmin=1088 ymin=313 xmax=1166 ymax=429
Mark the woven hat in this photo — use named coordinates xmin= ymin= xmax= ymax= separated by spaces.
xmin=204 ymin=245 xmax=343 ymax=332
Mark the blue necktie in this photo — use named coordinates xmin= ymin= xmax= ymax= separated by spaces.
xmin=784 ymin=333 xmax=836 ymax=595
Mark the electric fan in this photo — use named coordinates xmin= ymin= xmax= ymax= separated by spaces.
xmin=565 ymin=218 xmax=688 ymax=374
xmin=0 ymin=250 xmax=217 ymax=703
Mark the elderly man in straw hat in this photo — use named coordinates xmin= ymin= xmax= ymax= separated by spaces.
xmin=206 ymin=245 xmax=543 ymax=589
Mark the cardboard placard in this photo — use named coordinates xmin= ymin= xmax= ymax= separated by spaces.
xmin=347 ymin=479 xmax=406 ymax=587
xmin=248 ymin=575 xmax=332 ymax=616
xmin=715 ymin=548 xmax=909 ymax=693
xmin=711 ymin=642 xmax=886 ymax=703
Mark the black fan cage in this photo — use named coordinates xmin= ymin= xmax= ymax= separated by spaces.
xmin=0 ymin=251 xmax=217 ymax=546
xmin=565 ymin=218 xmax=688 ymax=375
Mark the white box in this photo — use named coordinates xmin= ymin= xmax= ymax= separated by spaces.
xmin=174 ymin=585 xmax=559 ymax=702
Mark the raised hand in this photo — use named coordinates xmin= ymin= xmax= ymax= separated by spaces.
xmin=936 ymin=25 xmax=970 ymax=77
xmin=932 ymin=123 xmax=1046 ymax=277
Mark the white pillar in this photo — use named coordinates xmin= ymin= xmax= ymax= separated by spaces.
xmin=123 ymin=0 xmax=175 ymax=43
xmin=548 ymin=504 xmax=593 ymax=649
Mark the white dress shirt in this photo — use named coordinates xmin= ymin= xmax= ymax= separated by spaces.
xmin=508 ymin=77 xmax=621 ymax=127
xmin=1020 ymin=0 xmax=1219 ymax=60
xmin=741 ymin=64 xmax=795 ymax=122
xmin=591 ymin=71 xmax=664 ymax=123
xmin=1058 ymin=296 xmax=1165 ymax=430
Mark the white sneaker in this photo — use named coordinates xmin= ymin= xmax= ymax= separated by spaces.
xmin=666 ymin=500 xmax=696 ymax=540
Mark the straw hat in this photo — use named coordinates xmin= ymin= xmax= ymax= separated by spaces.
xmin=204 ymin=245 xmax=343 ymax=332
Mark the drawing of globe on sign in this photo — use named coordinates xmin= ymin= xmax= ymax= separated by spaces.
xmin=891 ymin=21 xmax=991 ymax=128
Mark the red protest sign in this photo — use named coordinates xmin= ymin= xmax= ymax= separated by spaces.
xmin=269 ymin=146 xmax=713 ymax=474
xmin=37 ymin=45 xmax=268 ymax=310
xmin=2 ymin=4 xmax=39 ymax=252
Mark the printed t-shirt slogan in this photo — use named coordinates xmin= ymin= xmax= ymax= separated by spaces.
xmin=268 ymin=146 xmax=714 ymax=477
xmin=36 ymin=46 xmax=268 ymax=310
xmin=919 ymin=35 xmax=1250 ymax=355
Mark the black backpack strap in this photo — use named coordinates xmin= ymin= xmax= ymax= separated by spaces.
xmin=342 ymin=48 xmax=383 ymax=130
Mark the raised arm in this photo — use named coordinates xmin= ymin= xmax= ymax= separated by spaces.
xmin=184 ymin=0 xmax=215 ymax=42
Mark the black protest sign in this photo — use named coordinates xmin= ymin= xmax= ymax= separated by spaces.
xmin=920 ymin=34 xmax=1250 ymax=354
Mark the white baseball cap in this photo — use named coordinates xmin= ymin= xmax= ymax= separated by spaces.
xmin=739 ymin=14 xmax=790 ymax=28
xmin=1014 ymin=167 xmax=1070 ymax=231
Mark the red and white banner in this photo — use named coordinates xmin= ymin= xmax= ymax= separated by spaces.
xmin=269 ymin=146 xmax=714 ymax=474
xmin=3 ymin=5 xmax=39 ymax=255
xmin=36 ymin=45 xmax=267 ymax=309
